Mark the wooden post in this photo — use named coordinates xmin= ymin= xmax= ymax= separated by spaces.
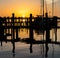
xmin=12 ymin=13 xmax=15 ymax=57
xmin=29 ymin=14 xmax=33 ymax=53
xmin=45 ymin=13 xmax=49 ymax=57
xmin=29 ymin=14 xmax=33 ymax=41
xmin=45 ymin=13 xmax=50 ymax=42
xmin=0 ymin=17 xmax=4 ymax=46
xmin=55 ymin=17 xmax=57 ymax=42
xmin=55 ymin=29 xmax=57 ymax=42
xmin=12 ymin=13 xmax=15 ymax=40
xmin=53 ymin=17 xmax=57 ymax=42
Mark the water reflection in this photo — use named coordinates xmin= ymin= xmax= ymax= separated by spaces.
xmin=45 ymin=43 xmax=49 ymax=57
xmin=12 ymin=41 xmax=15 ymax=57
xmin=0 ymin=42 xmax=60 ymax=58
xmin=29 ymin=43 xmax=49 ymax=58
xmin=0 ymin=28 xmax=60 ymax=58
xmin=30 ymin=43 xmax=33 ymax=53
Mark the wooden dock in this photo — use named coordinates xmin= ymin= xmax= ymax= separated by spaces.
xmin=0 ymin=13 xmax=60 ymax=57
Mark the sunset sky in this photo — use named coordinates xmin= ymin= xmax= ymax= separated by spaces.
xmin=0 ymin=0 xmax=60 ymax=17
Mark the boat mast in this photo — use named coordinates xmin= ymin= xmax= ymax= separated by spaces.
xmin=43 ymin=0 xmax=44 ymax=17
xmin=52 ymin=0 xmax=54 ymax=16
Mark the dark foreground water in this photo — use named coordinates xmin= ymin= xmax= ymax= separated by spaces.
xmin=0 ymin=29 xmax=60 ymax=58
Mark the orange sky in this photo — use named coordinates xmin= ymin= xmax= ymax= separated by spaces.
xmin=0 ymin=0 xmax=60 ymax=17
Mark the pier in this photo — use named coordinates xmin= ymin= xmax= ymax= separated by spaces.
xmin=0 ymin=13 xmax=60 ymax=57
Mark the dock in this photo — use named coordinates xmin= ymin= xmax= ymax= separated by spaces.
xmin=0 ymin=13 xmax=60 ymax=57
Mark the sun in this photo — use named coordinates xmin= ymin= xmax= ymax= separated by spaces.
xmin=19 ymin=9 xmax=30 ymax=17
xmin=22 ymin=15 xmax=25 ymax=22
xmin=22 ymin=15 xmax=25 ymax=18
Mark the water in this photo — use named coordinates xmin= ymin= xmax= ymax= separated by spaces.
xmin=0 ymin=28 xmax=60 ymax=58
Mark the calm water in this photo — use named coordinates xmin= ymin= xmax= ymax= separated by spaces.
xmin=0 ymin=28 xmax=60 ymax=58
